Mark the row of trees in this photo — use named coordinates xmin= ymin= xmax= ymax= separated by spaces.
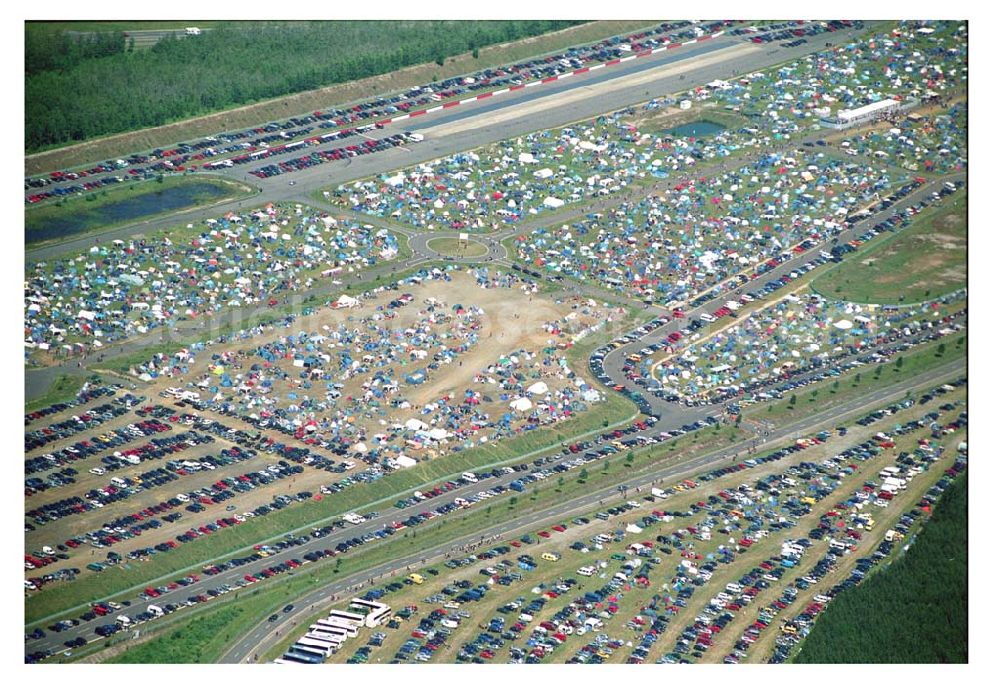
xmin=26 ymin=20 xmax=580 ymax=152
xmin=794 ymin=473 xmax=967 ymax=663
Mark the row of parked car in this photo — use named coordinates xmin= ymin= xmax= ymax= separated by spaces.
xmin=742 ymin=20 xmax=861 ymax=44
xmin=25 ymin=395 xmax=138 ymax=452
xmin=24 ymin=385 xmax=120 ymax=426
xmin=25 ymin=21 xmax=744 ymax=203
xmin=25 ymin=400 xmax=154 ymax=477
xmin=768 ymin=443 xmax=968 ymax=663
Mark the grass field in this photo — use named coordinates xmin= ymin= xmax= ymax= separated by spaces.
xmin=105 ymin=577 xmax=315 ymax=664
xmin=812 ymin=192 xmax=967 ymax=304
xmin=24 ymin=374 xmax=90 ymax=413
xmin=426 ymin=237 xmax=489 ymax=258
xmin=25 ymin=176 xmax=254 ymax=247
xmin=793 ymin=472 xmax=967 ymax=663
xmin=25 ymin=21 xmax=659 ymax=175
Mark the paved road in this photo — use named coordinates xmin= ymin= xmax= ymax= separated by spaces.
xmin=217 ymin=356 xmax=965 ymax=663
xmin=25 ymin=23 xmax=873 ymax=263
xmin=24 ymin=19 xmax=966 ymax=661
xmin=24 ymin=341 xmax=965 ymax=660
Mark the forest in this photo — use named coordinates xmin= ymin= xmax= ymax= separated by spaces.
xmin=25 ymin=20 xmax=579 ymax=152
xmin=794 ymin=472 xmax=968 ymax=663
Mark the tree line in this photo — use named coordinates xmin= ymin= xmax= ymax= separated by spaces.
xmin=25 ymin=21 xmax=580 ymax=153
xmin=793 ymin=472 xmax=967 ymax=663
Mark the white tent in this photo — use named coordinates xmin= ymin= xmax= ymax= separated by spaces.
xmin=509 ymin=397 xmax=533 ymax=412
xmin=396 ymin=454 xmax=417 ymax=468
xmin=526 ymin=381 xmax=549 ymax=395
xmin=404 ymin=418 xmax=429 ymax=431
xmin=335 ymin=294 xmax=360 ymax=309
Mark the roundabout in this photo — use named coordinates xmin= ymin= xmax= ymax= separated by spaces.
xmin=425 ymin=236 xmax=490 ymax=258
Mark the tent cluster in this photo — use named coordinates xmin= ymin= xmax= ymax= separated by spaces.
xmin=698 ymin=21 xmax=967 ymax=136
xmin=24 ymin=203 xmax=399 ymax=353
xmin=325 ymin=107 xmax=775 ymax=232
xmin=130 ymin=269 xmax=609 ymax=468
xmin=514 ymin=151 xmax=900 ymax=306
xmin=657 ymin=289 xmax=968 ymax=401
xmin=837 ymin=102 xmax=966 ymax=174
xmin=323 ymin=21 xmax=966 ymax=244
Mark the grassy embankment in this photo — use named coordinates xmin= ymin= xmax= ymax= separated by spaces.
xmin=812 ymin=191 xmax=967 ymax=304
xmin=24 ymin=374 xmax=90 ymax=413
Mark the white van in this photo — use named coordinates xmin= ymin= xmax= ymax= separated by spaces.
xmin=461 ymin=472 xmax=479 ymax=483
xmin=577 ymin=566 xmax=596 ymax=577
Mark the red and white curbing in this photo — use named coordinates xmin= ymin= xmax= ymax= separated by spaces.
xmin=216 ymin=30 xmax=729 ymax=171
xmin=317 ymin=32 xmax=725 ymax=137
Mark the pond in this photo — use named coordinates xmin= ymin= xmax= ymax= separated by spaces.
xmin=664 ymin=120 xmax=727 ymax=139
xmin=26 ymin=182 xmax=232 ymax=244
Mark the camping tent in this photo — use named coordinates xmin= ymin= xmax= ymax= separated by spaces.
xmin=510 ymin=397 xmax=533 ymax=412
xmin=526 ymin=381 xmax=549 ymax=395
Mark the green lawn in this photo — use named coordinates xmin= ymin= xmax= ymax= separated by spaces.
xmin=105 ymin=578 xmax=312 ymax=664
xmin=812 ymin=191 xmax=967 ymax=304
xmin=25 ymin=374 xmax=91 ymax=413
xmin=426 ymin=237 xmax=489 ymax=258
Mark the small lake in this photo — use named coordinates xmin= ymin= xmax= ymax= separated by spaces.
xmin=665 ymin=120 xmax=727 ymax=139
xmin=26 ymin=182 xmax=230 ymax=244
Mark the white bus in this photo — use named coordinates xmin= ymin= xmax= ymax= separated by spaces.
xmin=350 ymin=598 xmax=392 ymax=627
xmin=294 ymin=638 xmax=336 ymax=658
xmin=317 ymin=618 xmax=359 ymax=638
xmin=310 ymin=627 xmax=348 ymax=643
xmin=304 ymin=631 xmax=343 ymax=646
xmin=286 ymin=647 xmax=324 ymax=663
xmin=326 ymin=609 xmax=366 ymax=629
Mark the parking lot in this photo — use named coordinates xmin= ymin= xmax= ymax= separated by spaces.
xmin=256 ymin=383 xmax=966 ymax=664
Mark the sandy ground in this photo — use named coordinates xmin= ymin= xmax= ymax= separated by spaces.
xmin=24 ymin=273 xmax=621 ymax=578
